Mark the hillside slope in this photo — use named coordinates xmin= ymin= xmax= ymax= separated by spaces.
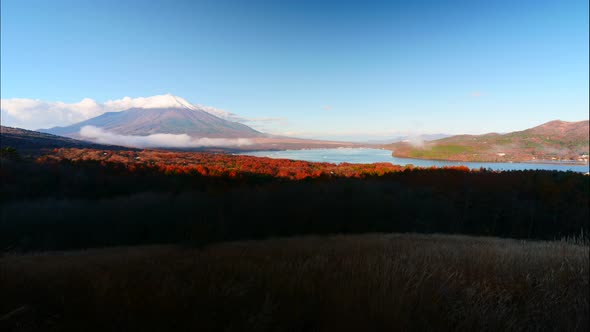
xmin=386 ymin=120 xmax=589 ymax=163
xmin=0 ymin=126 xmax=128 ymax=157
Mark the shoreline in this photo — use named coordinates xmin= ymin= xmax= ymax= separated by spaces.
xmin=388 ymin=152 xmax=589 ymax=167
xmin=236 ymin=147 xmax=589 ymax=167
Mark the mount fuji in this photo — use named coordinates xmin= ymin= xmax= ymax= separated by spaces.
xmin=42 ymin=94 xmax=264 ymax=139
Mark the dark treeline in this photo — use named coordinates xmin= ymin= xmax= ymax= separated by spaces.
xmin=1 ymin=158 xmax=588 ymax=251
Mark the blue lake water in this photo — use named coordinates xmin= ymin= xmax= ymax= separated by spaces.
xmin=237 ymin=148 xmax=590 ymax=173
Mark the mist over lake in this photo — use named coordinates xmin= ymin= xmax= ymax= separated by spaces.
xmin=238 ymin=148 xmax=590 ymax=173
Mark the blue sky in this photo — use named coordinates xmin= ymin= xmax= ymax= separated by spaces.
xmin=1 ymin=0 xmax=588 ymax=139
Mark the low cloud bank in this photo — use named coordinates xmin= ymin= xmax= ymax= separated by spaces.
xmin=80 ymin=126 xmax=253 ymax=148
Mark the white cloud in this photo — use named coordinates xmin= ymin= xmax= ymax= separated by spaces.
xmin=239 ymin=117 xmax=289 ymax=133
xmin=80 ymin=126 xmax=253 ymax=148
xmin=1 ymin=98 xmax=106 ymax=129
xmin=198 ymin=107 xmax=289 ymax=132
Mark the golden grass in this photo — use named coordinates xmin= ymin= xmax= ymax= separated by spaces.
xmin=1 ymin=233 xmax=588 ymax=331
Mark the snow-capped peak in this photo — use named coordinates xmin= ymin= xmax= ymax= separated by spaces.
xmin=104 ymin=93 xmax=198 ymax=111
xmin=101 ymin=94 xmax=247 ymax=122
xmin=98 ymin=93 xmax=248 ymax=121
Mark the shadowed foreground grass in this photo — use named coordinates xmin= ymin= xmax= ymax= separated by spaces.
xmin=1 ymin=233 xmax=588 ymax=332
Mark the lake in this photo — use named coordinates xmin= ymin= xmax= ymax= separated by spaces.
xmin=237 ymin=148 xmax=590 ymax=173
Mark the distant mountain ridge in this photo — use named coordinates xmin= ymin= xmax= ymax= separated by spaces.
xmin=363 ymin=134 xmax=450 ymax=144
xmin=42 ymin=95 xmax=264 ymax=139
xmin=385 ymin=120 xmax=589 ymax=163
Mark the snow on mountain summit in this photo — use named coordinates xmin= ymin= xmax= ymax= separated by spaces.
xmin=102 ymin=94 xmax=242 ymax=120
xmin=104 ymin=94 xmax=198 ymax=111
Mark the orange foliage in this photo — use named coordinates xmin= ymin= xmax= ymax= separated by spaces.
xmin=38 ymin=148 xmax=476 ymax=180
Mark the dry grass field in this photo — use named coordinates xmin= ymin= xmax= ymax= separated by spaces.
xmin=1 ymin=233 xmax=588 ymax=332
